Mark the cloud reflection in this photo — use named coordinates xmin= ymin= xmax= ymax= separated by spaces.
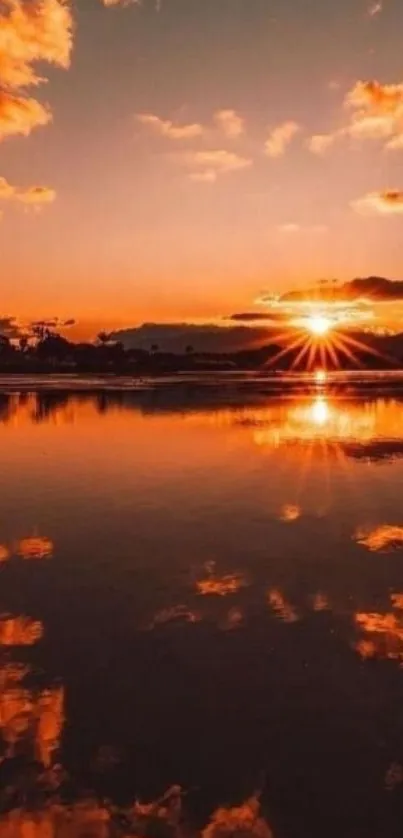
xmin=17 ymin=535 xmax=54 ymax=559
xmin=196 ymin=561 xmax=248 ymax=597
xmin=0 ymin=544 xmax=10 ymax=562
xmin=0 ymin=616 xmax=43 ymax=645
xmin=0 ymin=669 xmax=64 ymax=766
xmin=355 ymin=611 xmax=403 ymax=663
xmin=268 ymin=589 xmax=299 ymax=623
xmin=279 ymin=504 xmax=301 ymax=522
xmin=354 ymin=525 xmax=403 ymax=552
xmin=149 ymin=605 xmax=200 ymax=629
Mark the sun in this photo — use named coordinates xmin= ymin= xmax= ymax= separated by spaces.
xmin=306 ymin=315 xmax=332 ymax=336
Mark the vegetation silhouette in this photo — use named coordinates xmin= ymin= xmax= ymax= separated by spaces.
xmin=2 ymin=324 xmax=403 ymax=374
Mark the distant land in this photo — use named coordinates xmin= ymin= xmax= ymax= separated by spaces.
xmin=2 ymin=325 xmax=403 ymax=374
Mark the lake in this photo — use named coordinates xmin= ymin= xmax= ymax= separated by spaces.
xmin=1 ymin=377 xmax=403 ymax=837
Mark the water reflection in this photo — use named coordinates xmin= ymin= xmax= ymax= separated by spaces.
xmin=355 ymin=610 xmax=403 ymax=664
xmin=196 ymin=562 xmax=248 ymax=597
xmin=354 ymin=525 xmax=403 ymax=552
xmin=17 ymin=535 xmax=54 ymax=560
xmin=0 ymin=676 xmax=64 ymax=766
xmin=0 ymin=632 xmax=64 ymax=766
xmin=0 ymin=545 xmax=10 ymax=562
xmin=2 ymin=386 xmax=403 ymax=833
xmin=251 ymin=396 xmax=379 ymax=448
xmin=267 ymin=589 xmax=299 ymax=623
xmin=0 ymin=617 xmax=43 ymax=646
xmin=149 ymin=606 xmax=201 ymax=629
xmin=0 ymin=535 xmax=54 ymax=562
xmin=279 ymin=504 xmax=301 ymax=522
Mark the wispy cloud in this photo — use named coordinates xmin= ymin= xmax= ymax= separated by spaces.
xmin=17 ymin=185 xmax=56 ymax=205
xmin=307 ymin=133 xmax=338 ymax=154
xmin=276 ymin=223 xmax=328 ymax=233
xmin=346 ymin=80 xmax=403 ymax=145
xmin=138 ymin=109 xmax=246 ymax=141
xmin=308 ymin=79 xmax=403 ymax=154
xmin=0 ymin=176 xmax=55 ymax=208
xmin=214 ymin=109 xmax=244 ymax=138
xmin=185 ymin=149 xmax=252 ymax=182
xmin=352 ymin=190 xmax=403 ymax=216
xmin=277 ymin=223 xmax=301 ymax=233
xmin=265 ymin=121 xmax=300 ymax=157
xmin=368 ymin=1 xmax=382 ymax=17
xmin=137 ymin=113 xmax=204 ymax=140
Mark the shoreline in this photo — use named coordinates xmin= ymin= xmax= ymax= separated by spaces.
xmin=2 ymin=370 xmax=403 ymax=396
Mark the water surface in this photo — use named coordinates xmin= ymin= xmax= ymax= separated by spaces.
xmin=1 ymin=383 xmax=403 ymax=837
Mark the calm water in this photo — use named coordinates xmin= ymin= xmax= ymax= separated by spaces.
xmin=2 ymin=381 xmax=403 ymax=836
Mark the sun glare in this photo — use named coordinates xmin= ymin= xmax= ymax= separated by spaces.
xmin=315 ymin=369 xmax=327 ymax=384
xmin=306 ymin=315 xmax=332 ymax=336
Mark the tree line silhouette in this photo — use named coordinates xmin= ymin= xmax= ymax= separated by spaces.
xmin=1 ymin=323 xmax=403 ymax=373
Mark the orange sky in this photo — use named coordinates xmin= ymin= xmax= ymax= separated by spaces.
xmin=1 ymin=0 xmax=403 ymax=338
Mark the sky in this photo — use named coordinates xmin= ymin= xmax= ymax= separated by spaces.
xmin=1 ymin=0 xmax=403 ymax=340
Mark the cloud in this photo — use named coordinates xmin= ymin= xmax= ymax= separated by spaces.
xmin=0 ymin=176 xmax=55 ymax=208
xmin=0 ymin=0 xmax=73 ymax=88
xmin=0 ymin=90 xmax=50 ymax=140
xmin=137 ymin=113 xmax=203 ymax=140
xmin=214 ymin=109 xmax=244 ymax=138
xmin=346 ymin=80 xmax=403 ymax=114
xmin=352 ymin=190 xmax=403 ymax=216
xmin=0 ymin=0 xmax=134 ymax=144
xmin=265 ymin=121 xmax=300 ymax=157
xmin=307 ymin=133 xmax=337 ymax=154
xmin=185 ymin=149 xmax=252 ymax=182
xmin=345 ymin=81 xmax=403 ymax=147
xmin=102 ymin=0 xmax=140 ymax=5
xmin=276 ymin=222 xmax=327 ymax=234
xmin=279 ymin=276 xmax=403 ymax=303
xmin=17 ymin=185 xmax=56 ymax=205
xmin=0 ymin=0 xmax=73 ymax=141
xmin=277 ymin=223 xmax=300 ymax=233
xmin=368 ymin=1 xmax=382 ymax=16
xmin=307 ymin=79 xmax=403 ymax=155
xmin=0 ymin=176 xmax=15 ymax=199
xmin=309 ymin=79 xmax=403 ymax=155
xmin=227 ymin=312 xmax=290 ymax=323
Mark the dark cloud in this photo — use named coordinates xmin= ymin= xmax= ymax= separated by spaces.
xmin=30 ymin=318 xmax=76 ymax=330
xmin=227 ymin=312 xmax=290 ymax=323
xmin=279 ymin=276 xmax=403 ymax=303
xmin=110 ymin=322 xmax=276 ymax=353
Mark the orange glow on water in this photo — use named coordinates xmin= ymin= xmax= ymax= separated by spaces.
xmin=197 ymin=573 xmax=247 ymax=597
xmin=17 ymin=535 xmax=54 ymax=559
xmin=279 ymin=504 xmax=301 ymax=522
xmin=268 ymin=589 xmax=299 ymax=623
xmin=0 ymin=616 xmax=43 ymax=646
xmin=355 ymin=525 xmax=403 ymax=552
xmin=0 ymin=544 xmax=10 ymax=562
xmin=355 ymin=611 xmax=403 ymax=663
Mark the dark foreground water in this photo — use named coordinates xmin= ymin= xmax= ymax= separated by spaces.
xmin=2 ymin=379 xmax=403 ymax=837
